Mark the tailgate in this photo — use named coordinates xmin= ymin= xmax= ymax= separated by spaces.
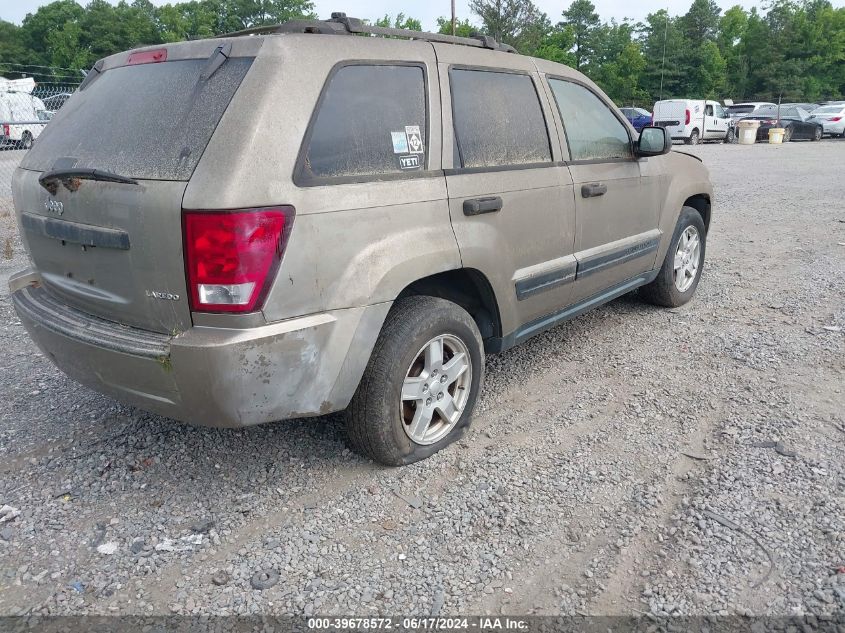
xmin=13 ymin=169 xmax=191 ymax=334
xmin=13 ymin=42 xmax=257 ymax=334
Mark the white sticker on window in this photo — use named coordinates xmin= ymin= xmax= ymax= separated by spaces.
xmin=405 ymin=125 xmax=424 ymax=154
xmin=399 ymin=155 xmax=420 ymax=170
xmin=391 ymin=131 xmax=409 ymax=154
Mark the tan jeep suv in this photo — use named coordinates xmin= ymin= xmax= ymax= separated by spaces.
xmin=9 ymin=15 xmax=713 ymax=466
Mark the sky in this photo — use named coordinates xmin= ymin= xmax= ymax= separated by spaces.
xmin=3 ymin=0 xmax=845 ymax=32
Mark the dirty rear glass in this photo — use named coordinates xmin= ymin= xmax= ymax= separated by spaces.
xmin=450 ymin=69 xmax=551 ymax=169
xmin=301 ymin=64 xmax=427 ymax=181
xmin=21 ymin=57 xmax=253 ymax=180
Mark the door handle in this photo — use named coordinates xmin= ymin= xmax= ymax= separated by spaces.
xmin=463 ymin=196 xmax=503 ymax=216
xmin=581 ymin=183 xmax=608 ymax=198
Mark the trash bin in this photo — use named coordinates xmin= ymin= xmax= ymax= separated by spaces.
xmin=737 ymin=119 xmax=760 ymax=145
xmin=768 ymin=128 xmax=786 ymax=144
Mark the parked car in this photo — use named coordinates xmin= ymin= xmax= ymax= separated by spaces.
xmin=620 ymin=106 xmax=652 ymax=131
xmin=724 ymin=101 xmax=776 ymax=124
xmin=742 ymin=105 xmax=823 ymax=142
xmin=41 ymin=92 xmax=74 ymax=114
xmin=809 ymin=104 xmax=845 ymax=137
xmin=652 ymin=99 xmax=732 ymax=144
xmin=0 ymin=77 xmax=50 ymax=149
xmin=9 ymin=15 xmax=714 ymax=466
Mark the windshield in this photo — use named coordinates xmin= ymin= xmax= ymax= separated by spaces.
xmin=726 ymin=105 xmax=755 ymax=114
xmin=22 ymin=57 xmax=253 ymax=180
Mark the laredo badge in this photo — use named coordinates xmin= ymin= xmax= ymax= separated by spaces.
xmin=405 ymin=125 xmax=424 ymax=154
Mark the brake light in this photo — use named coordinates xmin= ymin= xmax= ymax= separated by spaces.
xmin=2 ymin=124 xmax=8 ymax=138
xmin=831 ymin=116 xmax=842 ymax=122
xmin=183 ymin=207 xmax=295 ymax=313
xmin=685 ymin=109 xmax=691 ymax=125
xmin=127 ymin=48 xmax=167 ymax=65
xmin=765 ymin=119 xmax=778 ymax=125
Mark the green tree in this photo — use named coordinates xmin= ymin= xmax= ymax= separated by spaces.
xmin=561 ymin=0 xmax=599 ymax=70
xmin=436 ymin=16 xmax=478 ymax=37
xmin=374 ymin=13 xmax=423 ymax=31
xmin=468 ymin=0 xmax=549 ymax=52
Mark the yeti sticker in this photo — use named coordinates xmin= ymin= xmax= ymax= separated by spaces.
xmin=399 ymin=155 xmax=420 ymax=170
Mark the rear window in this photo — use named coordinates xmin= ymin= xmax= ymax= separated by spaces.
xmin=298 ymin=64 xmax=427 ymax=182
xmin=21 ymin=57 xmax=253 ymax=180
xmin=726 ymin=105 xmax=755 ymax=114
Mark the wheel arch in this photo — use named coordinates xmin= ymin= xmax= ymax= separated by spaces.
xmin=396 ymin=268 xmax=502 ymax=344
xmin=683 ymin=194 xmax=711 ymax=234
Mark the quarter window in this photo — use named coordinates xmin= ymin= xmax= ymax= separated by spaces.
xmin=547 ymin=79 xmax=632 ymax=161
xmin=301 ymin=64 xmax=427 ymax=180
xmin=450 ymin=69 xmax=551 ymax=169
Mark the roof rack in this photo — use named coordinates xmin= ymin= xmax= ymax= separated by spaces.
xmin=220 ymin=12 xmax=517 ymax=53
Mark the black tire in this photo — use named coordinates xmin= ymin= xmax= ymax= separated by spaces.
xmin=641 ymin=206 xmax=706 ymax=308
xmin=783 ymin=127 xmax=793 ymax=142
xmin=726 ymin=127 xmax=736 ymax=144
xmin=346 ymin=296 xmax=484 ymax=466
xmin=812 ymin=127 xmax=822 ymax=141
xmin=19 ymin=132 xmax=33 ymax=150
xmin=684 ymin=129 xmax=700 ymax=146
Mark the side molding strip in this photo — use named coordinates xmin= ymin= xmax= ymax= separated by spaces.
xmin=515 ymin=260 xmax=577 ymax=301
xmin=486 ymin=270 xmax=659 ymax=353
xmin=576 ymin=237 xmax=659 ymax=279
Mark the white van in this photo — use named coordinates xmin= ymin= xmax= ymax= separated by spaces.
xmin=652 ymin=99 xmax=732 ymax=145
xmin=0 ymin=78 xmax=50 ymax=150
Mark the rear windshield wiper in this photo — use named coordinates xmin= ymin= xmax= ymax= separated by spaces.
xmin=39 ymin=168 xmax=138 ymax=194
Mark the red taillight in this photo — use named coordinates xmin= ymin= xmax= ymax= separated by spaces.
xmin=2 ymin=124 xmax=9 ymax=137
xmin=831 ymin=116 xmax=842 ymax=122
xmin=765 ymin=119 xmax=778 ymax=125
xmin=127 ymin=48 xmax=167 ymax=65
xmin=685 ymin=109 xmax=691 ymax=125
xmin=183 ymin=207 xmax=294 ymax=314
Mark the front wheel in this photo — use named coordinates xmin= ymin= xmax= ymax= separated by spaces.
xmin=725 ymin=127 xmax=736 ymax=144
xmin=346 ymin=296 xmax=484 ymax=466
xmin=783 ymin=127 xmax=793 ymax=143
xmin=641 ymin=206 xmax=706 ymax=308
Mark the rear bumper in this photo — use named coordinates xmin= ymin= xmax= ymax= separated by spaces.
xmin=821 ymin=121 xmax=844 ymax=134
xmin=11 ymin=275 xmax=390 ymax=428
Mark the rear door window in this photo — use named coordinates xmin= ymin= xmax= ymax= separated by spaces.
xmin=450 ymin=69 xmax=551 ymax=169
xmin=299 ymin=64 xmax=427 ymax=182
xmin=547 ymin=79 xmax=632 ymax=162
xmin=21 ymin=57 xmax=254 ymax=180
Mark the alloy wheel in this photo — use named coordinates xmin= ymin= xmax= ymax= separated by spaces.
xmin=673 ymin=226 xmax=701 ymax=293
xmin=400 ymin=334 xmax=472 ymax=445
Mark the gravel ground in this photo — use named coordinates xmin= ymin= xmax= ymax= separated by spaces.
xmin=0 ymin=141 xmax=843 ymax=621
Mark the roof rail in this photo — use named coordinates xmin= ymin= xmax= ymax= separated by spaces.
xmin=220 ymin=12 xmax=517 ymax=53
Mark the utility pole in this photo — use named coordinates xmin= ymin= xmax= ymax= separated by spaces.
xmin=451 ymin=0 xmax=456 ymax=35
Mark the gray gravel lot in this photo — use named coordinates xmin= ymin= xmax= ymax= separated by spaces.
xmin=0 ymin=141 xmax=843 ymax=620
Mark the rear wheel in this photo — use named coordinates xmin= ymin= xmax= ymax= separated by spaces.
xmin=685 ymin=129 xmax=700 ymax=145
xmin=812 ymin=127 xmax=822 ymax=141
xmin=725 ymin=127 xmax=736 ymax=144
xmin=641 ymin=206 xmax=706 ymax=308
xmin=18 ymin=132 xmax=33 ymax=150
xmin=346 ymin=296 xmax=484 ymax=466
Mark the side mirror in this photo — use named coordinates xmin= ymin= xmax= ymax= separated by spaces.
xmin=636 ymin=126 xmax=671 ymax=157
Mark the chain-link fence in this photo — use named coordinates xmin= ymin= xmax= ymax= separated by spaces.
xmin=1 ymin=79 xmax=80 ymax=216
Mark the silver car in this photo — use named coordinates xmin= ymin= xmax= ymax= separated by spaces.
xmin=9 ymin=15 xmax=714 ymax=465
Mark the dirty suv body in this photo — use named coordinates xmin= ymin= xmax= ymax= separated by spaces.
xmin=10 ymin=16 xmax=713 ymax=465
